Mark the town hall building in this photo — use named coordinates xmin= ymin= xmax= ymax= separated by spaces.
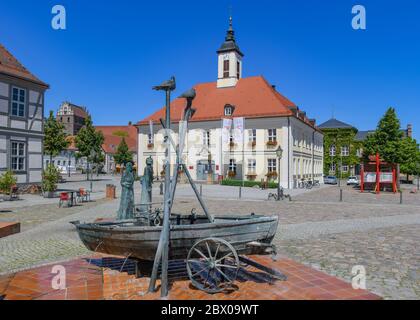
xmin=136 ymin=18 xmax=324 ymax=189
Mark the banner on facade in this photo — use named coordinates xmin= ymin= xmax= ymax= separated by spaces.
xmin=149 ymin=120 xmax=153 ymax=136
xmin=233 ymin=117 xmax=244 ymax=143
xmin=222 ymin=118 xmax=232 ymax=144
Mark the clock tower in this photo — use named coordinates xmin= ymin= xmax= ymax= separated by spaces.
xmin=217 ymin=17 xmax=244 ymax=88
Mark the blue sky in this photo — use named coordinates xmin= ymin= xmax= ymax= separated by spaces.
xmin=1 ymin=0 xmax=419 ymax=140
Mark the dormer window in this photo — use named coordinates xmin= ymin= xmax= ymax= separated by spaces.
xmin=224 ymin=104 xmax=234 ymax=116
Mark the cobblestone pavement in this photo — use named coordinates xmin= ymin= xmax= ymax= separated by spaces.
xmin=0 ymin=182 xmax=418 ymax=299
xmin=279 ymin=225 xmax=420 ymax=300
xmin=294 ymin=184 xmax=420 ymax=206
xmin=0 ymin=198 xmax=108 ymax=232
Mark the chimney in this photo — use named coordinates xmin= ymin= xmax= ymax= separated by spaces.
xmin=407 ymin=124 xmax=412 ymax=138
xmin=128 ymin=121 xmax=132 ymax=126
xmin=309 ymin=118 xmax=316 ymax=126
xmin=271 ymin=85 xmax=276 ymax=90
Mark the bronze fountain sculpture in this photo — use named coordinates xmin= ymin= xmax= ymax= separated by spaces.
xmin=73 ymin=77 xmax=285 ymax=297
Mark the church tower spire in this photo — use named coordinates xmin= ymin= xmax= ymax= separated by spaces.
xmin=217 ymin=16 xmax=244 ymax=88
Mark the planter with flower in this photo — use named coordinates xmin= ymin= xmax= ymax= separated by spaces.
xmin=246 ymin=173 xmax=257 ymax=181
xmin=227 ymin=170 xmax=236 ymax=178
xmin=266 ymin=140 xmax=278 ymax=147
xmin=266 ymin=171 xmax=278 ymax=181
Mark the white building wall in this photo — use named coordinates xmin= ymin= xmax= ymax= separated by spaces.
xmin=138 ymin=116 xmax=324 ymax=189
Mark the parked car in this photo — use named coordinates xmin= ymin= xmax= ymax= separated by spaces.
xmin=57 ymin=165 xmax=77 ymax=175
xmin=324 ymin=176 xmax=338 ymax=185
xmin=347 ymin=176 xmax=359 ymax=185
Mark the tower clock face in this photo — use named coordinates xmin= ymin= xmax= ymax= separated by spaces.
xmin=223 ymin=54 xmax=229 ymax=60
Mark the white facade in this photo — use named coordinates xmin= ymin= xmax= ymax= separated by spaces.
xmin=137 ymin=117 xmax=323 ymax=189
xmin=0 ymin=74 xmax=47 ymax=184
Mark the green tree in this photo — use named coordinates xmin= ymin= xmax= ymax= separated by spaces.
xmin=399 ymin=137 xmax=420 ymax=176
xmin=44 ymin=110 xmax=70 ymax=162
xmin=75 ymin=116 xmax=105 ymax=180
xmin=42 ymin=164 xmax=60 ymax=193
xmin=0 ymin=170 xmax=17 ymax=195
xmin=112 ymin=130 xmax=128 ymax=138
xmin=364 ymin=107 xmax=420 ymax=178
xmin=113 ymin=138 xmax=133 ymax=166
xmin=363 ymin=108 xmax=404 ymax=164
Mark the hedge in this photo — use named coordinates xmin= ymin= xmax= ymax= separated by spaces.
xmin=221 ymin=179 xmax=278 ymax=189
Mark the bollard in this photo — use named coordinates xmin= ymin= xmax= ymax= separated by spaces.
xmin=239 ymin=186 xmax=242 ymax=199
xmin=200 ymin=184 xmax=202 ymax=197
xmin=340 ymin=189 xmax=343 ymax=202
xmin=159 ymin=182 xmax=163 ymax=195
xmin=400 ymin=191 xmax=403 ymax=204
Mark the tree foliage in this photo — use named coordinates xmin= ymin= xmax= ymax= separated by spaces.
xmin=75 ymin=116 xmax=105 ymax=178
xmin=363 ymin=107 xmax=419 ymax=175
xmin=322 ymin=127 xmax=361 ymax=178
xmin=399 ymin=137 xmax=420 ymax=175
xmin=113 ymin=138 xmax=133 ymax=165
xmin=0 ymin=170 xmax=17 ymax=195
xmin=42 ymin=164 xmax=60 ymax=192
xmin=44 ymin=110 xmax=70 ymax=160
xmin=75 ymin=116 xmax=104 ymax=160
xmin=112 ymin=130 xmax=128 ymax=138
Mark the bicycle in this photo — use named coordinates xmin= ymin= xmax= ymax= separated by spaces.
xmin=268 ymin=188 xmax=292 ymax=201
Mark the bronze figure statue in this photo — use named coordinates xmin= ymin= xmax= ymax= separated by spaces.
xmin=139 ymin=156 xmax=154 ymax=215
xmin=117 ymin=162 xmax=135 ymax=220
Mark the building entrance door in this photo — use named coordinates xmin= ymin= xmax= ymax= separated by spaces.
xmin=196 ymin=160 xmax=215 ymax=181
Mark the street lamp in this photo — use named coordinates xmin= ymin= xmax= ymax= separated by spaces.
xmin=276 ymin=146 xmax=283 ymax=201
xmin=89 ymin=149 xmax=97 ymax=192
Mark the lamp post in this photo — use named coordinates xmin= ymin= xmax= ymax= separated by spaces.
xmin=68 ymin=151 xmax=71 ymax=178
xmin=89 ymin=149 xmax=97 ymax=192
xmin=276 ymin=146 xmax=283 ymax=201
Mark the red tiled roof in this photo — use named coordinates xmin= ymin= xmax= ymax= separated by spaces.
xmin=0 ymin=44 xmax=49 ymax=88
xmin=136 ymin=76 xmax=318 ymax=127
xmin=95 ymin=126 xmax=138 ymax=154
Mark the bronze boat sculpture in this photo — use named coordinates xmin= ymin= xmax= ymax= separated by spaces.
xmin=74 ymin=77 xmax=284 ymax=296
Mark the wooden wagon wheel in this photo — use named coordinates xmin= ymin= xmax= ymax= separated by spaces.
xmin=186 ymin=237 xmax=240 ymax=293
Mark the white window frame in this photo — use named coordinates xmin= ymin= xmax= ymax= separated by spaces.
xmin=341 ymin=165 xmax=349 ymax=173
xmin=148 ymin=134 xmax=154 ymax=145
xmin=268 ymin=158 xmax=277 ymax=173
xmin=11 ymin=86 xmax=26 ymax=117
xmin=330 ymin=163 xmax=336 ymax=173
xmin=268 ymin=129 xmax=277 ymax=142
xmin=229 ymin=159 xmax=236 ymax=173
xmin=248 ymin=129 xmax=256 ymax=143
xmin=341 ymin=145 xmax=350 ymax=156
xmin=247 ymin=159 xmax=256 ymax=174
xmin=11 ymin=141 xmax=26 ymax=171
xmin=330 ymin=145 xmax=336 ymax=156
